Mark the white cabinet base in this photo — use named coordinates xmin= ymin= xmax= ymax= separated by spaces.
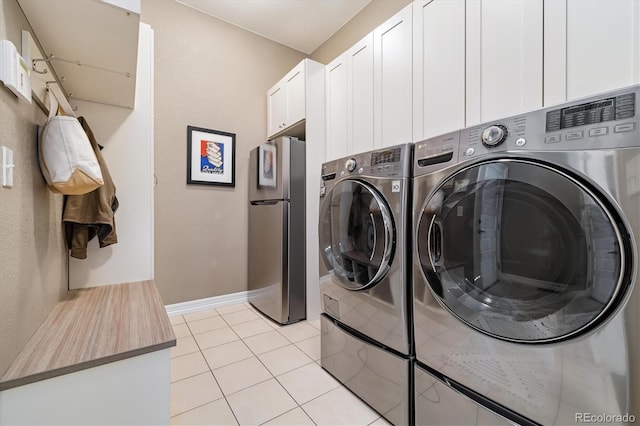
xmin=0 ymin=350 xmax=171 ymax=426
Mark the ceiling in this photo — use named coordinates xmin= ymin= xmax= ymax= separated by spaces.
xmin=176 ymin=0 xmax=371 ymax=54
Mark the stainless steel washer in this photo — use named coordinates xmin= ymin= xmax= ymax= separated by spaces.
xmin=319 ymin=143 xmax=412 ymax=425
xmin=413 ymin=85 xmax=640 ymax=425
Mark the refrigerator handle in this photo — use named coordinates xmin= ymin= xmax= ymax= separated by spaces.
xmin=250 ymin=200 xmax=281 ymax=205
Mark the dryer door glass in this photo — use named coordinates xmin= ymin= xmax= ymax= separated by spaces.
xmin=320 ymin=180 xmax=395 ymax=290
xmin=416 ymin=159 xmax=630 ymax=343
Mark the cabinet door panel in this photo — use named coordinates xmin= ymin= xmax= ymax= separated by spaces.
xmin=268 ymin=84 xmax=286 ymax=137
xmin=348 ymin=33 xmax=374 ymax=155
xmin=286 ymin=63 xmax=306 ymax=127
xmin=413 ymin=0 xmax=465 ymax=141
xmin=374 ymin=5 xmax=413 ymax=148
xmin=543 ymin=0 xmax=567 ymax=107
xmin=466 ymin=0 xmax=543 ymax=125
xmin=545 ymin=0 xmax=640 ymax=105
xmin=566 ymin=0 xmax=639 ymax=100
xmin=325 ymin=54 xmax=348 ymax=161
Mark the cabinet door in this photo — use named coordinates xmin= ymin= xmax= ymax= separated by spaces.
xmin=325 ymin=54 xmax=348 ymax=161
xmin=286 ymin=61 xmax=306 ymax=128
xmin=545 ymin=0 xmax=640 ymax=105
xmin=413 ymin=0 xmax=465 ymax=141
xmin=268 ymin=83 xmax=286 ymax=137
xmin=466 ymin=0 xmax=543 ymax=125
xmin=348 ymin=33 xmax=374 ymax=155
xmin=374 ymin=4 xmax=413 ymax=148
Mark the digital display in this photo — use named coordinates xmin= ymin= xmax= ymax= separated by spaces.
xmin=546 ymin=92 xmax=636 ymax=132
xmin=371 ymin=148 xmax=401 ymax=165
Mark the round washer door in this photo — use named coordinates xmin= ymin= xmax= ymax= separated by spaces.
xmin=320 ymin=179 xmax=395 ymax=291
xmin=416 ymin=159 xmax=631 ymax=343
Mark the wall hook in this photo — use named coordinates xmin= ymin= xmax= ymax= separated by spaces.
xmin=45 ymin=77 xmax=65 ymax=90
xmin=32 ymin=54 xmax=55 ymax=74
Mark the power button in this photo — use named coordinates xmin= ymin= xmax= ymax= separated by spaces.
xmin=466 ymin=147 xmax=475 ymax=156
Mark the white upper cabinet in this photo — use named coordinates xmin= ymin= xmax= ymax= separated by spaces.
xmin=374 ymin=4 xmax=413 ymax=148
xmin=347 ymin=33 xmax=375 ymax=155
xmin=545 ymin=0 xmax=640 ymax=106
xmin=325 ymin=53 xmax=348 ymax=161
xmin=413 ymin=0 xmax=465 ymax=141
xmin=466 ymin=0 xmax=543 ymax=125
xmin=324 ymin=33 xmax=374 ymax=161
xmin=267 ymin=60 xmax=307 ymax=138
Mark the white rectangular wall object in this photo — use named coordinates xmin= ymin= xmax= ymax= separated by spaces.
xmin=0 ymin=39 xmax=31 ymax=103
xmin=99 ymin=0 xmax=141 ymax=14
xmin=69 ymin=23 xmax=154 ymax=288
xmin=304 ymin=59 xmax=326 ymax=321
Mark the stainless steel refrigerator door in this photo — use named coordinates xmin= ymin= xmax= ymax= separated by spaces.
xmin=249 ymin=137 xmax=291 ymax=202
xmin=248 ymin=200 xmax=288 ymax=323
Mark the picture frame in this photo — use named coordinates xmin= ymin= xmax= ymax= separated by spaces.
xmin=258 ymin=143 xmax=277 ymax=187
xmin=187 ymin=126 xmax=235 ymax=187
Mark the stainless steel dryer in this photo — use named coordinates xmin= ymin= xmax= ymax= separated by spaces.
xmin=319 ymin=143 xmax=412 ymax=425
xmin=413 ymin=85 xmax=640 ymax=425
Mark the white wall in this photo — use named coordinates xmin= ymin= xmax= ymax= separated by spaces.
xmin=69 ymin=23 xmax=154 ymax=289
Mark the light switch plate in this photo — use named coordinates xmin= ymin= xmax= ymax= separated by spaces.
xmin=2 ymin=146 xmax=14 ymax=188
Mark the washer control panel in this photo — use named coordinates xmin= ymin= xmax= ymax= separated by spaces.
xmin=459 ymin=85 xmax=639 ymax=157
xmin=414 ymin=131 xmax=460 ymax=178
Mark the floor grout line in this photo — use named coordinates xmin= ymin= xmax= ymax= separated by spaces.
xmin=171 ymin=302 xmax=380 ymax=425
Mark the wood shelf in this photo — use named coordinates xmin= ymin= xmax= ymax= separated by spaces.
xmin=0 ymin=280 xmax=175 ymax=391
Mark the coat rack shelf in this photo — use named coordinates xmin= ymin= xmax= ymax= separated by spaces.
xmin=18 ymin=0 xmax=140 ymax=110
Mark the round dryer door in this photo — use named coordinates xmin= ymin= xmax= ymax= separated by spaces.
xmin=416 ymin=159 xmax=632 ymax=343
xmin=320 ymin=179 xmax=395 ymax=290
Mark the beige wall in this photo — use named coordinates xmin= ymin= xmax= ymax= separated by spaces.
xmin=0 ymin=0 xmax=68 ymax=376
xmin=142 ymin=0 xmax=306 ymax=304
xmin=310 ymin=0 xmax=412 ymax=64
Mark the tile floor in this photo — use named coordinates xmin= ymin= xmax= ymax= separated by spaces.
xmin=169 ymin=302 xmax=389 ymax=425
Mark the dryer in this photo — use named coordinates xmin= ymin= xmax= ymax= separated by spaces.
xmin=413 ymin=85 xmax=640 ymax=425
xmin=319 ymin=143 xmax=412 ymax=425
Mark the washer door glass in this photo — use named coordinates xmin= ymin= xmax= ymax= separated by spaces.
xmin=417 ymin=159 xmax=629 ymax=343
xmin=320 ymin=180 xmax=395 ymax=290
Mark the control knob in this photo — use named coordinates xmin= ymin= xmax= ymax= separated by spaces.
xmin=345 ymin=158 xmax=357 ymax=172
xmin=481 ymin=125 xmax=508 ymax=147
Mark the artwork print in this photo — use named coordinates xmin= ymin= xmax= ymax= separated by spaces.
xmin=187 ymin=126 xmax=235 ymax=187
xmin=201 ymin=139 xmax=224 ymax=174
xmin=258 ymin=143 xmax=277 ymax=187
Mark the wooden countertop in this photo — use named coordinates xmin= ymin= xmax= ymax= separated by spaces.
xmin=0 ymin=280 xmax=176 ymax=391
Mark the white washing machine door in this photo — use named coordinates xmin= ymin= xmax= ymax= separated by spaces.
xmin=416 ymin=158 xmax=632 ymax=343
xmin=320 ymin=179 xmax=395 ymax=291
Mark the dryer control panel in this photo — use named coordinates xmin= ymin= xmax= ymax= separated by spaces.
xmin=459 ymin=85 xmax=639 ymax=159
xmin=320 ymin=143 xmax=413 ymax=181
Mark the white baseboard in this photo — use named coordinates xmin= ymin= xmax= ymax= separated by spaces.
xmin=165 ymin=291 xmax=249 ymax=317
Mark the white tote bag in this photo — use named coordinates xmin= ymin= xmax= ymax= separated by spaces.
xmin=38 ymin=91 xmax=103 ymax=195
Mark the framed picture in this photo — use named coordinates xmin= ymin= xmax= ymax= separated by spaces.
xmin=187 ymin=126 xmax=235 ymax=187
xmin=258 ymin=143 xmax=277 ymax=187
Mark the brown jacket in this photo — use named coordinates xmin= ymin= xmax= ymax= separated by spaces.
xmin=62 ymin=117 xmax=119 ymax=259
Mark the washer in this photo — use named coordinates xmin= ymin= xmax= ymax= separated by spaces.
xmin=413 ymin=85 xmax=640 ymax=425
xmin=319 ymin=143 xmax=412 ymax=425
